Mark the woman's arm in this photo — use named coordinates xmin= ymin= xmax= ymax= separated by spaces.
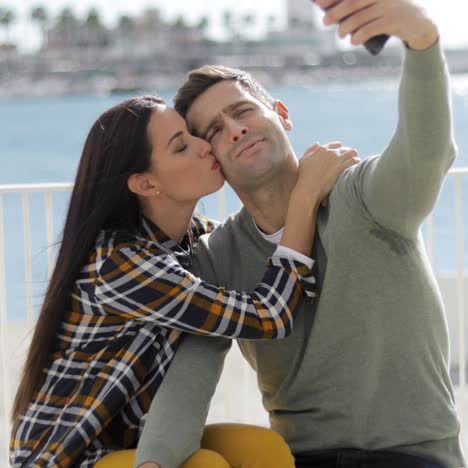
xmin=94 ymin=240 xmax=314 ymax=340
xmin=94 ymin=144 xmax=358 ymax=340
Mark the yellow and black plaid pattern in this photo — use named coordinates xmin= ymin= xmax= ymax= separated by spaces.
xmin=10 ymin=215 xmax=315 ymax=467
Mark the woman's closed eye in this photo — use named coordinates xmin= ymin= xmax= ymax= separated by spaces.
xmin=175 ymin=144 xmax=188 ymax=153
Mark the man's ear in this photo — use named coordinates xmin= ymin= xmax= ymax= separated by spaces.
xmin=274 ymin=100 xmax=293 ymax=131
xmin=127 ymin=173 xmax=158 ymax=197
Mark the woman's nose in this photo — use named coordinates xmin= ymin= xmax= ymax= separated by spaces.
xmin=197 ymin=138 xmax=212 ymax=158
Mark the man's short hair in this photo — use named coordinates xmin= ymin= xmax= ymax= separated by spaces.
xmin=174 ymin=65 xmax=276 ymax=119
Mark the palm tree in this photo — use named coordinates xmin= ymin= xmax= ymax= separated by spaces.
xmin=84 ymin=8 xmax=108 ymax=48
xmin=31 ymin=5 xmax=49 ymax=49
xmin=85 ymin=8 xmax=101 ymax=29
xmin=118 ymin=15 xmax=134 ymax=31
xmin=53 ymin=6 xmax=78 ymax=49
xmin=242 ymin=13 xmax=255 ymax=39
xmin=267 ymin=14 xmax=277 ymax=33
xmin=222 ymin=10 xmax=234 ymax=39
xmin=173 ymin=15 xmax=187 ymax=29
xmin=142 ymin=8 xmax=161 ymax=30
xmin=0 ymin=7 xmax=16 ymax=44
xmin=197 ymin=16 xmax=209 ymax=36
xmin=56 ymin=7 xmax=76 ymax=30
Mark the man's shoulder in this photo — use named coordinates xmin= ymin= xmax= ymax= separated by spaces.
xmin=195 ymin=209 xmax=249 ymax=254
xmin=191 ymin=209 xmax=252 ymax=281
xmin=329 ymin=155 xmax=380 ymax=204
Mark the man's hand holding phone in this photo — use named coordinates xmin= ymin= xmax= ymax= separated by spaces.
xmin=312 ymin=0 xmax=439 ymax=54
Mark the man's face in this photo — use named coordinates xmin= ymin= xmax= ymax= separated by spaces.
xmin=185 ymin=80 xmax=293 ymax=191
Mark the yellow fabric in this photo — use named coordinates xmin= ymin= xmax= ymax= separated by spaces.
xmin=202 ymin=423 xmax=295 ymax=467
xmin=95 ymin=448 xmax=229 ymax=468
xmin=94 ymin=423 xmax=295 ymax=467
xmin=94 ymin=449 xmax=135 ymax=467
xmin=181 ymin=449 xmax=230 ymax=467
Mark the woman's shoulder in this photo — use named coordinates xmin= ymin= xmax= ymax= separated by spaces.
xmin=96 ymin=228 xmax=139 ymax=247
xmin=94 ymin=228 xmax=163 ymax=260
xmin=77 ymin=229 xmax=169 ymax=282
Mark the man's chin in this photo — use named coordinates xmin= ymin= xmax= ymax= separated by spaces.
xmin=226 ymin=166 xmax=274 ymax=191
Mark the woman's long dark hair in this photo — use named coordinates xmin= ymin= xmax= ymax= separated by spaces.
xmin=11 ymin=95 xmax=164 ymax=427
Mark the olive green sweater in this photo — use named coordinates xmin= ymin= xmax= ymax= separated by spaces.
xmin=135 ymin=42 xmax=465 ymax=468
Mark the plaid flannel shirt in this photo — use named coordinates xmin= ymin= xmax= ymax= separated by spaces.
xmin=11 ymin=215 xmax=315 ymax=467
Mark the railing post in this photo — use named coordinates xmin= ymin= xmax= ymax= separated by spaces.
xmin=454 ymin=174 xmax=466 ymax=415
xmin=22 ymin=193 xmax=34 ymax=326
xmin=218 ymin=184 xmax=226 ymax=221
xmin=0 ymin=195 xmax=11 ymax=462
xmin=45 ymin=192 xmax=55 ymax=279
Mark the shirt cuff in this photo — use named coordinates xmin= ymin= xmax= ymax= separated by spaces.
xmin=269 ymin=253 xmax=316 ymax=300
xmin=273 ymin=245 xmax=314 ymax=269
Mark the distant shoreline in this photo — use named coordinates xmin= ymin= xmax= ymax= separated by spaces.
xmin=2 ymin=44 xmax=467 ymax=100
xmin=2 ymin=69 xmax=468 ymax=101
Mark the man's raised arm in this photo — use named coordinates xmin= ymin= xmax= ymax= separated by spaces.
xmin=361 ymin=38 xmax=455 ymax=237
xmin=320 ymin=0 xmax=456 ymax=238
xmin=135 ymin=335 xmax=232 ymax=468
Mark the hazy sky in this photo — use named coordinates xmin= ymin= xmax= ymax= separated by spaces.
xmin=1 ymin=0 xmax=467 ymax=51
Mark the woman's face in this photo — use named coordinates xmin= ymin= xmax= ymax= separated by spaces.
xmin=145 ymin=105 xmax=225 ymax=203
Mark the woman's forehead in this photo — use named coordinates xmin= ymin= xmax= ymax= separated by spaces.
xmin=147 ymin=105 xmax=187 ymax=146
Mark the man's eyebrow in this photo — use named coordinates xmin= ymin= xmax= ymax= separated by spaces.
xmin=198 ymin=100 xmax=253 ymax=139
xmin=167 ymin=131 xmax=183 ymax=148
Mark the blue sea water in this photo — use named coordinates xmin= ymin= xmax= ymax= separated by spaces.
xmin=0 ymin=77 xmax=467 ymax=320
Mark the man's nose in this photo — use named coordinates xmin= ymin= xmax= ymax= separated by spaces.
xmin=227 ymin=119 xmax=248 ymax=142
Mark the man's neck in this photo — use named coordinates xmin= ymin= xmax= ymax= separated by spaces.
xmin=237 ymin=165 xmax=298 ymax=235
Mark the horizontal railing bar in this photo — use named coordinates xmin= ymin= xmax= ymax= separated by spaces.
xmin=0 ymin=167 xmax=467 ymax=194
xmin=450 ymin=168 xmax=468 ymax=175
xmin=0 ymin=183 xmax=73 ymax=193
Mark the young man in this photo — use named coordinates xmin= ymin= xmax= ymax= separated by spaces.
xmin=136 ymin=1 xmax=465 ymax=467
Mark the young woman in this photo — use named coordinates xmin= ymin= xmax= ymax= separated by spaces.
xmin=9 ymin=96 xmax=358 ymax=467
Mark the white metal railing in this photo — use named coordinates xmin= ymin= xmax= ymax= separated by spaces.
xmin=0 ymin=170 xmax=467 ymax=465
xmin=454 ymin=169 xmax=467 ymax=416
xmin=425 ymin=169 xmax=467 ymax=411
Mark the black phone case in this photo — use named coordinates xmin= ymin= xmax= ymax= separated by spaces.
xmin=364 ymin=34 xmax=389 ymax=55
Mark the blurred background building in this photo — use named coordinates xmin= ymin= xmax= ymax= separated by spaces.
xmin=2 ymin=0 xmax=466 ymax=97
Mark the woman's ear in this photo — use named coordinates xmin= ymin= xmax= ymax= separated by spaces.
xmin=274 ymin=100 xmax=293 ymax=131
xmin=127 ymin=173 xmax=158 ymax=197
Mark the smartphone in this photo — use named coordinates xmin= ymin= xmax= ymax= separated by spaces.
xmin=363 ymin=34 xmax=389 ymax=55
xmin=311 ymin=0 xmax=389 ymax=55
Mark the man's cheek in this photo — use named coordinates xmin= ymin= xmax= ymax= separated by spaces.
xmin=215 ymin=152 xmax=229 ymax=167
